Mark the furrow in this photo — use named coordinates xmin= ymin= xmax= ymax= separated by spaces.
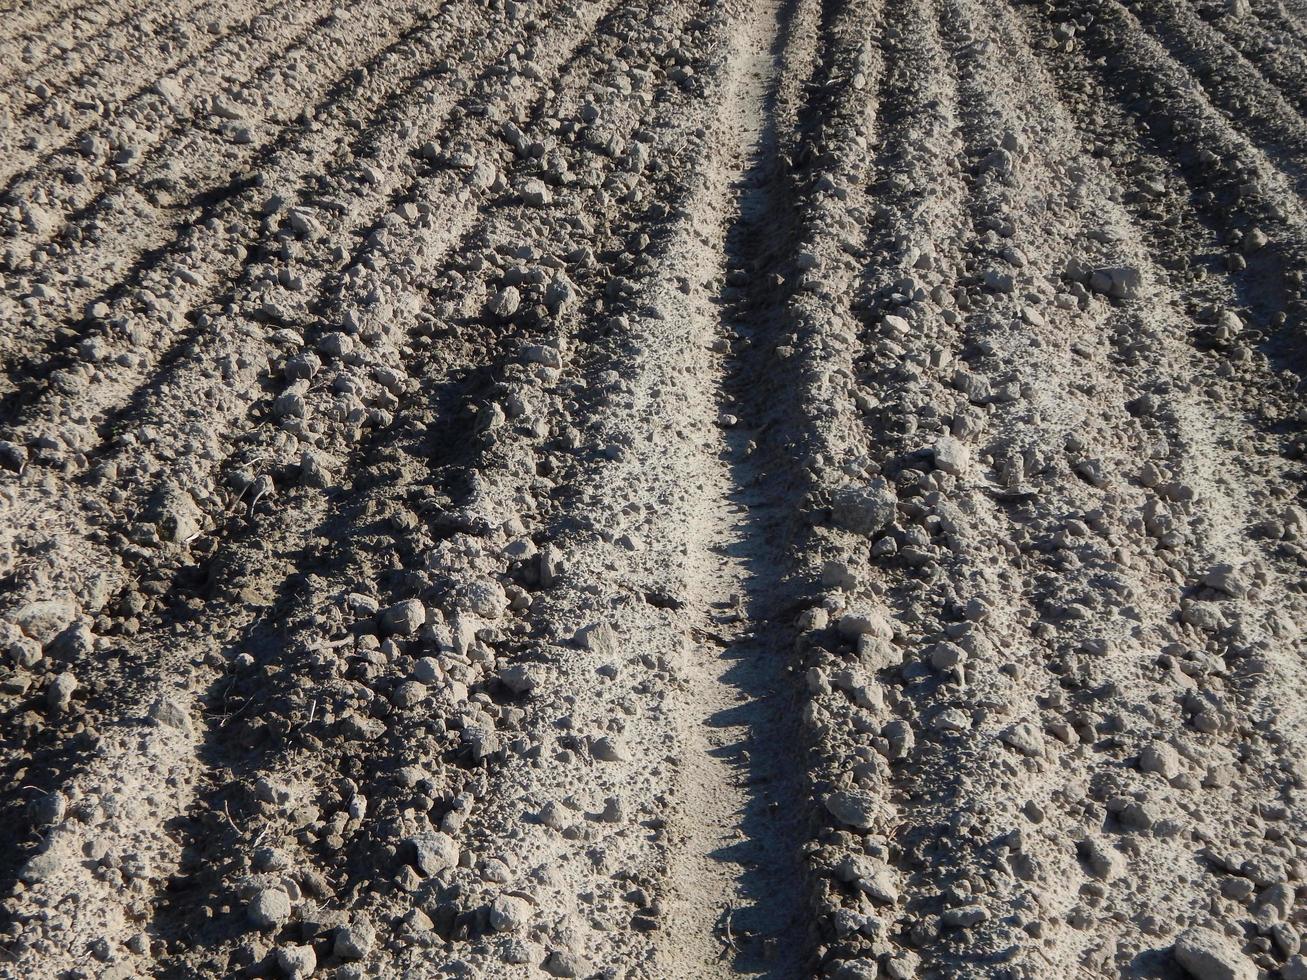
xmin=0 ymin=0 xmax=641 ymax=972
xmin=0 ymin=0 xmax=297 ymax=190
xmin=0 ymin=0 xmax=98 ymax=50
xmin=134 ymin=1 xmax=749 ymax=976
xmin=5 ymin=1 xmax=1307 ymax=978
xmin=1119 ymin=0 xmax=1307 ymax=191
xmin=1035 ymin=0 xmax=1307 ymax=330
xmin=0 ymin=0 xmax=381 ymax=377
xmin=1208 ymin=0 xmax=1307 ymax=120
xmin=0 ymin=0 xmax=243 ymax=180
xmin=0 ymin=0 xmax=459 ymax=438
xmin=0 ymin=0 xmax=217 ymax=126
xmin=0 ymin=0 xmax=158 ymax=91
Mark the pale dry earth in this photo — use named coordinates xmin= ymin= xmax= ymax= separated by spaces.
xmin=0 ymin=0 xmax=1306 ymax=978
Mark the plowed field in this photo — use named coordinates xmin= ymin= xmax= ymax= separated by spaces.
xmin=2 ymin=0 xmax=1307 ymax=977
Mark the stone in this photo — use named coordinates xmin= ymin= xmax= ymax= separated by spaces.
xmin=933 ymin=436 xmax=969 ymax=476
xmin=1173 ymin=928 xmax=1256 ymax=980
xmin=831 ymin=481 xmax=898 ymax=537
xmin=591 ymin=736 xmax=627 ymax=762
xmin=1140 ymin=741 xmax=1182 ymax=780
xmin=824 ymin=789 xmax=885 ymax=830
xmin=1088 ymin=265 xmax=1143 ymax=300
xmin=410 ymin=832 xmax=459 ymax=875
xmin=1001 ymin=722 xmax=1044 ymax=757
xmin=522 ymin=178 xmax=551 ymax=206
xmin=413 ymin=657 xmax=441 ymax=683
xmin=248 ymin=888 xmax=292 ymax=929
xmin=380 ymin=599 xmax=425 ymax=636
xmin=489 ymin=895 xmax=532 ymax=932
xmin=149 ymin=696 xmax=191 ymax=732
xmin=333 ymin=915 xmax=376 ymax=960
xmin=275 ymin=944 xmax=317 ymax=980
xmin=20 ymin=847 xmax=63 ymax=883
xmin=461 ymin=579 xmax=508 ymax=619
xmin=47 ymin=672 xmax=77 ymax=711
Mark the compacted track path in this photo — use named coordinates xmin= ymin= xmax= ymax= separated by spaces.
xmin=1 ymin=0 xmax=1306 ymax=978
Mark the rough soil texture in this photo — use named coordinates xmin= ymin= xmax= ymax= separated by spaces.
xmin=2 ymin=0 xmax=1307 ymax=977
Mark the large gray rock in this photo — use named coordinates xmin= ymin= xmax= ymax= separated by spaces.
xmin=247 ymin=887 xmax=292 ymax=929
xmin=824 ymin=789 xmax=885 ymax=830
xmin=1173 ymin=928 xmax=1256 ymax=980
xmin=830 ymin=480 xmax=897 ymax=537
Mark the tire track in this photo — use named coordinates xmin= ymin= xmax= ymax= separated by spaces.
xmin=725 ymin=0 xmax=907 ymax=974
xmin=647 ymin=1 xmax=810 ymax=974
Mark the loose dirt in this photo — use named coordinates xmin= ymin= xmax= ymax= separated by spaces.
xmin=2 ymin=0 xmax=1307 ymax=978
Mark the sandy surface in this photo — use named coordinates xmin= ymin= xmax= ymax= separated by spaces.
xmin=1 ymin=0 xmax=1306 ymax=977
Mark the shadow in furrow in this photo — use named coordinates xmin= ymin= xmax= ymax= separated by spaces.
xmin=0 ymin=9 xmax=438 ymax=435
xmin=146 ymin=354 xmax=495 ymax=974
xmin=701 ymin=0 xmax=821 ymax=971
xmin=0 ymin=0 xmax=312 ymax=209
